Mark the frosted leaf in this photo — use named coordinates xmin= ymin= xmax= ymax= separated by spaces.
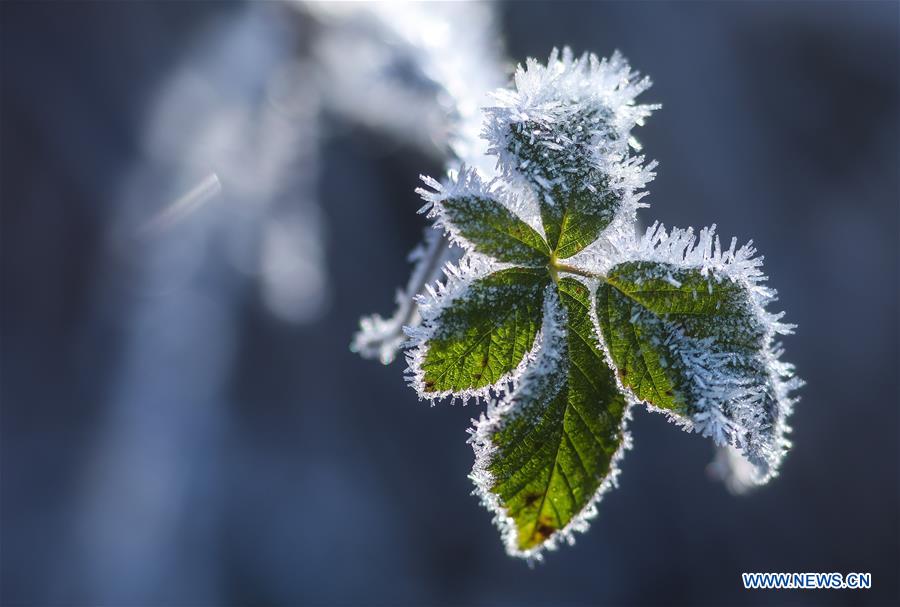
xmin=349 ymin=39 xmax=801 ymax=558
xmin=404 ymin=260 xmax=548 ymax=403
xmin=595 ymin=223 xmax=802 ymax=484
xmin=470 ymin=279 xmax=631 ymax=560
xmin=484 ymin=48 xmax=659 ymax=257
xmin=416 ymin=168 xmax=550 ymax=265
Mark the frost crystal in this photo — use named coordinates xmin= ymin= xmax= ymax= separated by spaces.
xmin=469 ymin=287 xmax=634 ymax=561
xmin=352 ymin=228 xmax=460 ymax=364
xmin=353 ymin=44 xmax=801 ymax=559
xmin=332 ymin=2 xmax=506 ymax=363
xmin=484 ymin=48 xmax=659 ymax=244
xmin=402 ymin=254 xmax=534 ymax=404
xmin=603 ymin=222 xmax=803 ymax=483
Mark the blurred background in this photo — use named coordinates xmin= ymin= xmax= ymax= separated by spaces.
xmin=1 ymin=1 xmax=897 ymax=605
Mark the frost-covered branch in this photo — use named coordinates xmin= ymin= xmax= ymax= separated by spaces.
xmin=352 ymin=228 xmax=459 ymax=364
xmin=299 ymin=1 xmax=507 ymax=364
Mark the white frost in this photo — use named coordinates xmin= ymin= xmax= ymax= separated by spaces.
xmin=402 ymin=253 xmax=535 ymax=404
xmin=468 ymin=288 xmax=634 ymax=560
xmin=329 ymin=2 xmax=507 ymax=363
xmin=344 ymin=30 xmax=802 ymax=552
xmin=352 ymin=228 xmax=458 ymax=364
xmin=415 ymin=166 xmax=544 ymax=244
xmin=483 ymin=47 xmax=659 ymax=232
xmin=599 ymin=222 xmax=803 ymax=485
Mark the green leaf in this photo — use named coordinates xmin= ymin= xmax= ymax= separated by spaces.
xmin=596 ymin=261 xmax=767 ymax=415
xmin=553 ymin=188 xmax=621 ymax=259
xmin=483 ymin=278 xmax=627 ymax=553
xmin=506 ymin=113 xmax=622 ymax=259
xmin=420 ymin=268 xmax=548 ymax=395
xmin=441 ymin=193 xmax=550 ymax=264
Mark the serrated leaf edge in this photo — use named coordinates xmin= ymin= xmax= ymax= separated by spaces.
xmin=595 ymin=222 xmax=803 ymax=485
xmin=416 ymin=166 xmax=546 ymax=248
xmin=468 ymin=285 xmax=634 ymax=561
xmin=403 ymin=254 xmax=543 ymax=404
xmin=482 ymin=48 xmax=658 ymax=256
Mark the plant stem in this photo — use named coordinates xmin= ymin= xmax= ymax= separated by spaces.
xmin=555 ymin=262 xmax=606 ymax=280
xmin=548 ymin=254 xmax=607 ymax=282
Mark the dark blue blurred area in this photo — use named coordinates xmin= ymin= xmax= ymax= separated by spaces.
xmin=1 ymin=1 xmax=898 ymax=606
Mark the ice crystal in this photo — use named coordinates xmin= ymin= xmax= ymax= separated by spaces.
xmin=357 ymin=46 xmax=801 ymax=559
xmin=484 ymin=48 xmax=659 ymax=247
xmin=597 ymin=222 xmax=803 ymax=482
xmin=330 ymin=2 xmax=507 ymax=363
xmin=468 ymin=287 xmax=635 ymax=561
xmin=352 ymin=228 xmax=460 ymax=364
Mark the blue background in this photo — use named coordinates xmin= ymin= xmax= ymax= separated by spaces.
xmin=2 ymin=1 xmax=898 ymax=605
